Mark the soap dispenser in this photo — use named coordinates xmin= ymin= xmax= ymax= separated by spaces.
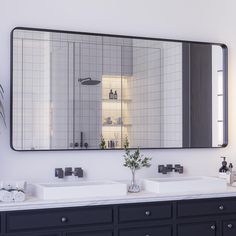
xmin=218 ymin=157 xmax=230 ymax=182
xmin=219 ymin=157 xmax=229 ymax=173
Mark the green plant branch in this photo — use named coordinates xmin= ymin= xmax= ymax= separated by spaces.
xmin=0 ymin=112 xmax=6 ymax=127
xmin=0 ymin=84 xmax=6 ymax=127
xmin=123 ymin=137 xmax=152 ymax=170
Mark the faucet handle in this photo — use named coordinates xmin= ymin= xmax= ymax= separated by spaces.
xmin=74 ymin=167 xmax=84 ymax=177
xmin=174 ymin=164 xmax=184 ymax=174
xmin=55 ymin=168 xmax=64 ymax=178
xmin=158 ymin=165 xmax=168 ymax=174
xmin=166 ymin=164 xmax=173 ymax=172
xmin=65 ymin=167 xmax=73 ymax=176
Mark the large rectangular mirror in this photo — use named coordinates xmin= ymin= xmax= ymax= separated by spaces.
xmin=11 ymin=28 xmax=228 ymax=150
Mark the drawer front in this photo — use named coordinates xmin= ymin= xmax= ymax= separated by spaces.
xmin=6 ymin=206 xmax=113 ymax=232
xmin=178 ymin=222 xmax=216 ymax=236
xmin=67 ymin=231 xmax=113 ymax=236
xmin=119 ymin=225 xmax=172 ymax=236
xmin=119 ymin=203 xmax=172 ymax=223
xmin=177 ymin=198 xmax=236 ymax=217
xmin=10 ymin=233 xmax=60 ymax=236
xmin=223 ymin=220 xmax=236 ymax=236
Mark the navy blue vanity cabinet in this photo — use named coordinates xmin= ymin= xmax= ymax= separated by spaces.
xmin=118 ymin=202 xmax=172 ymax=223
xmin=117 ymin=202 xmax=173 ymax=236
xmin=177 ymin=221 xmax=217 ymax=236
xmin=176 ymin=197 xmax=236 ymax=236
xmin=66 ymin=231 xmax=113 ymax=236
xmin=10 ymin=233 xmax=61 ymax=236
xmin=222 ymin=220 xmax=236 ymax=236
xmin=177 ymin=198 xmax=236 ymax=217
xmin=6 ymin=206 xmax=113 ymax=233
xmin=3 ymin=197 xmax=236 ymax=236
xmin=119 ymin=225 xmax=172 ymax=236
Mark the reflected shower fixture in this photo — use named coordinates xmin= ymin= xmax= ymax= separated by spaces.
xmin=78 ymin=77 xmax=101 ymax=85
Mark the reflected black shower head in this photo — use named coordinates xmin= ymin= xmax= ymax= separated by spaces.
xmin=78 ymin=77 xmax=100 ymax=85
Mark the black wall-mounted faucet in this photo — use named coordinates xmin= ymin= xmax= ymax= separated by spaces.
xmin=55 ymin=167 xmax=84 ymax=178
xmin=158 ymin=164 xmax=184 ymax=174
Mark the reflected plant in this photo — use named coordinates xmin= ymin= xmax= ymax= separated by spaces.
xmin=123 ymin=137 xmax=152 ymax=192
xmin=100 ymin=135 xmax=106 ymax=149
xmin=0 ymin=84 xmax=6 ymax=129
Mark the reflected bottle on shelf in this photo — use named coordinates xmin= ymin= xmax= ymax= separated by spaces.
xmin=109 ymin=89 xmax=114 ymax=99
xmin=107 ymin=140 xmax=115 ymax=149
xmin=114 ymin=91 xmax=118 ymax=99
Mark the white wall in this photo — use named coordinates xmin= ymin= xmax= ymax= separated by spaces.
xmin=0 ymin=0 xmax=235 ymax=182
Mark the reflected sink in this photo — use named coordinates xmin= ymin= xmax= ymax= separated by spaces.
xmin=143 ymin=176 xmax=227 ymax=194
xmin=33 ymin=181 xmax=127 ymax=200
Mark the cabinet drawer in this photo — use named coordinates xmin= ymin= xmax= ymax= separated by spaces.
xmin=119 ymin=203 xmax=172 ymax=223
xmin=6 ymin=206 xmax=113 ymax=232
xmin=177 ymin=198 xmax=236 ymax=217
xmin=178 ymin=221 xmax=216 ymax=236
xmin=223 ymin=220 xmax=236 ymax=236
xmin=67 ymin=231 xmax=113 ymax=236
xmin=119 ymin=225 xmax=172 ymax=236
xmin=11 ymin=233 xmax=60 ymax=236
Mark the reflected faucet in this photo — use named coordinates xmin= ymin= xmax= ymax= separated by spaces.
xmin=55 ymin=167 xmax=84 ymax=179
xmin=78 ymin=77 xmax=100 ymax=85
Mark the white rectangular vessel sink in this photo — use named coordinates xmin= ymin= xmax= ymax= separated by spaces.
xmin=33 ymin=181 xmax=127 ymax=200
xmin=143 ymin=176 xmax=227 ymax=194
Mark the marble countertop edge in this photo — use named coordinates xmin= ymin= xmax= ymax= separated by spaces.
xmin=1 ymin=187 xmax=236 ymax=211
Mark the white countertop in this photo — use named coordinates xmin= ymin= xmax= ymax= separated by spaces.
xmin=1 ymin=185 xmax=236 ymax=212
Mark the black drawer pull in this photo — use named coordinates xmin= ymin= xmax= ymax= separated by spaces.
xmin=61 ymin=216 xmax=68 ymax=223
xmin=219 ymin=205 xmax=224 ymax=211
xmin=145 ymin=211 xmax=151 ymax=216
xmin=228 ymin=224 xmax=233 ymax=229
xmin=210 ymin=225 xmax=216 ymax=230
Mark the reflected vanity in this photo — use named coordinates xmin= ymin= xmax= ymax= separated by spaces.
xmin=10 ymin=28 xmax=228 ymax=150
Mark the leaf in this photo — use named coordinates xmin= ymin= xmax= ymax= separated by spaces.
xmin=0 ymin=100 xmax=5 ymax=118
xmin=0 ymin=84 xmax=3 ymax=99
xmin=0 ymin=84 xmax=6 ymax=127
xmin=0 ymin=111 xmax=6 ymax=127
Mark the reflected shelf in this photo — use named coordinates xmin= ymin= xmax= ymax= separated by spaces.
xmin=102 ymin=124 xmax=132 ymax=127
xmin=102 ymin=98 xmax=132 ymax=103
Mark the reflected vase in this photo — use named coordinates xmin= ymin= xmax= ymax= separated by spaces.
xmin=128 ymin=168 xmax=140 ymax=193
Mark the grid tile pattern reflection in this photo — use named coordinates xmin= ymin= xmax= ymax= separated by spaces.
xmin=161 ymin=42 xmax=183 ymax=147
xmin=130 ymin=45 xmax=162 ymax=148
xmin=13 ymin=37 xmax=51 ymax=150
xmin=12 ymin=29 xmax=183 ymax=150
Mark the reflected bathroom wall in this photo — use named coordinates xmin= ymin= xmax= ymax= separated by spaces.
xmin=12 ymin=29 xmax=227 ymax=150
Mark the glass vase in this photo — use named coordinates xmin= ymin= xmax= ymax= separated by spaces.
xmin=128 ymin=168 xmax=140 ymax=193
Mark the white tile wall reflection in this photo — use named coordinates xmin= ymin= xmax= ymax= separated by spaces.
xmin=162 ymin=42 xmax=182 ymax=147
xmin=13 ymin=29 xmax=224 ymax=150
xmin=13 ymin=37 xmax=51 ymax=150
xmin=12 ymin=30 xmax=184 ymax=150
